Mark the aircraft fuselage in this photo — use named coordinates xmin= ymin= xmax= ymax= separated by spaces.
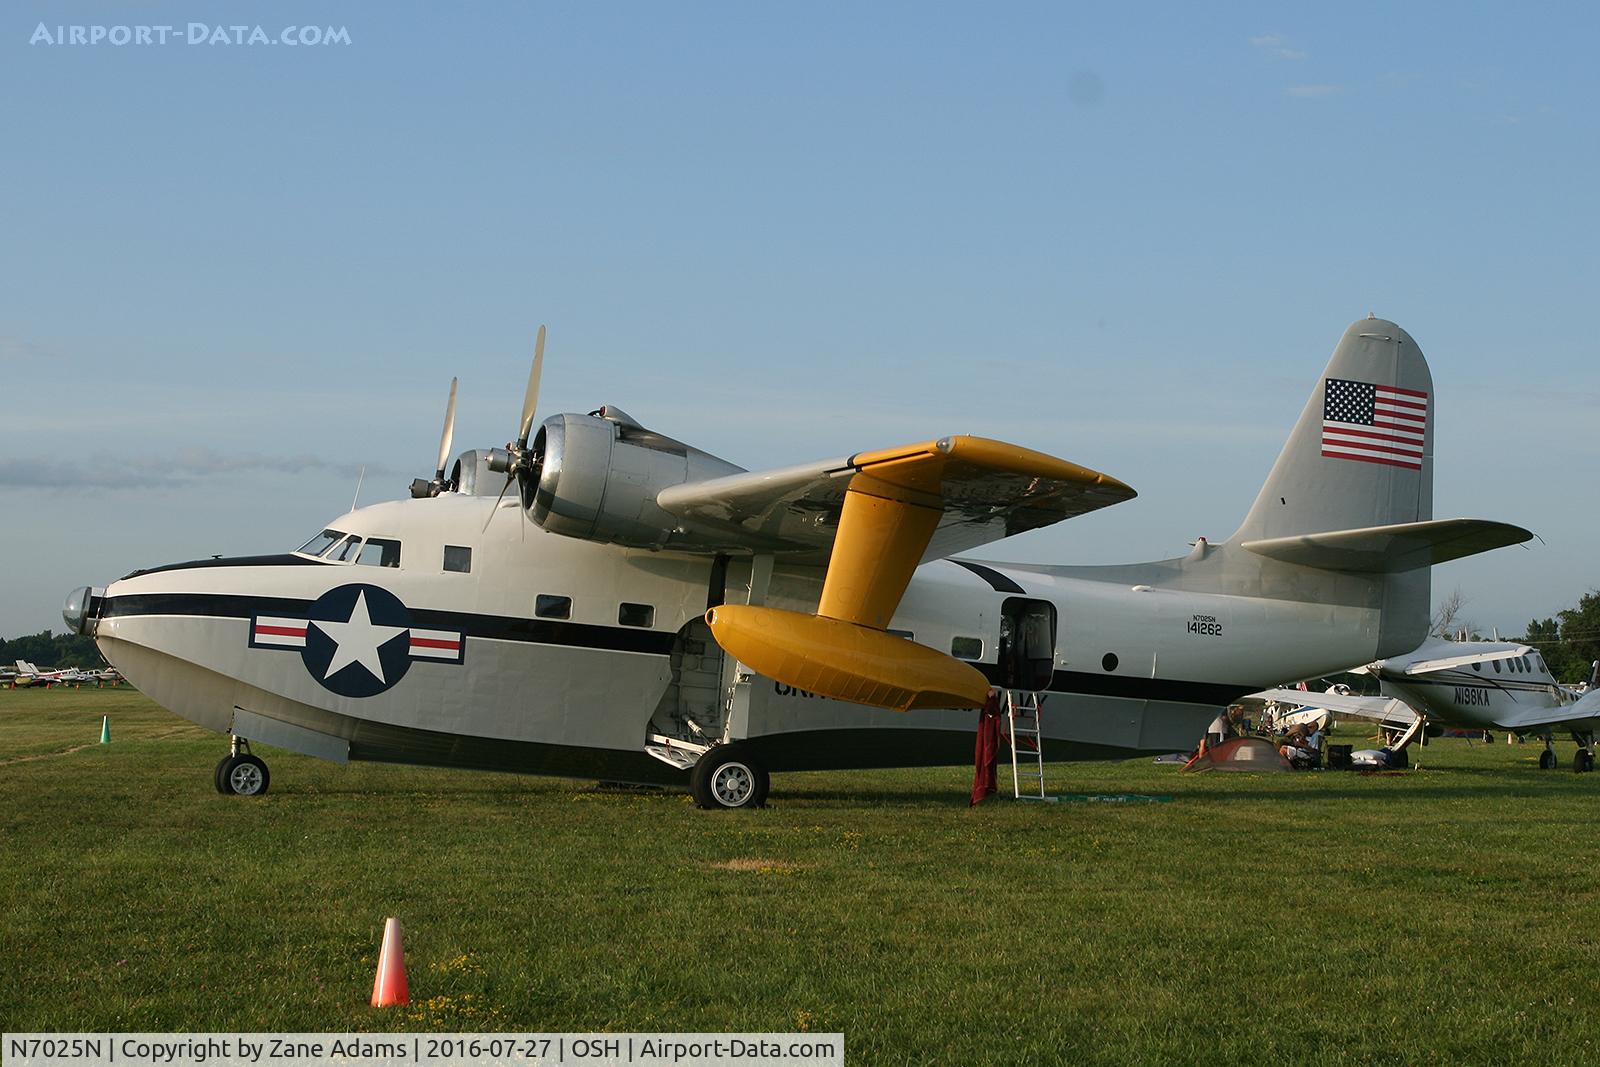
xmin=85 ymin=491 xmax=1391 ymax=784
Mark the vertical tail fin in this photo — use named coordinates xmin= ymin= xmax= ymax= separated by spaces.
xmin=1227 ymin=316 xmax=1436 ymax=657
xmin=1229 ymin=316 xmax=1433 ymax=544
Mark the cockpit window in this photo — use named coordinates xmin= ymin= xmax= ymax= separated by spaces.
xmin=326 ymin=535 xmax=362 ymax=562
xmin=297 ymin=529 xmax=346 ymax=556
xmin=356 ymin=538 xmax=401 ymax=568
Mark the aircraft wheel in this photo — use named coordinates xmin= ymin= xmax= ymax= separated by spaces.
xmin=1539 ymin=749 xmax=1558 ymax=771
xmin=1576 ymin=750 xmax=1595 ymax=774
xmin=213 ymin=756 xmax=232 ymax=794
xmin=219 ymin=754 xmax=270 ymax=797
xmin=691 ymin=746 xmax=768 ymax=810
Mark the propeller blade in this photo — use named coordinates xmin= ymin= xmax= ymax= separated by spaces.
xmin=434 ymin=376 xmax=459 ymax=480
xmin=516 ymin=325 xmax=546 ymax=449
xmin=483 ymin=474 xmax=513 ymax=533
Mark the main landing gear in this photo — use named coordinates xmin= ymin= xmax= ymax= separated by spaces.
xmin=1573 ymin=731 xmax=1596 ymax=774
xmin=690 ymin=744 xmax=769 ymax=810
xmin=1537 ymin=734 xmax=1596 ymax=773
xmin=214 ymin=736 xmax=270 ymax=797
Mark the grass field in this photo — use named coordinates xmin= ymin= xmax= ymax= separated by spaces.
xmin=3 ymin=687 xmax=1598 ymax=1065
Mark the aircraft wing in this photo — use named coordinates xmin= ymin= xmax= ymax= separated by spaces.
xmin=670 ymin=436 xmax=1135 ymax=712
xmin=1248 ymin=688 xmax=1418 ymax=729
xmin=1400 ymin=645 xmax=1532 ymax=676
xmin=1489 ymin=690 xmax=1600 ymax=735
xmin=657 ymin=435 xmax=1135 ymax=562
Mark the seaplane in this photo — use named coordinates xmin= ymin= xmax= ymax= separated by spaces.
xmin=64 ymin=316 xmax=1534 ymax=807
xmin=1252 ymin=641 xmax=1600 ymax=771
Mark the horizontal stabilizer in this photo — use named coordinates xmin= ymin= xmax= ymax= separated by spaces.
xmin=1240 ymin=518 xmax=1532 ymax=574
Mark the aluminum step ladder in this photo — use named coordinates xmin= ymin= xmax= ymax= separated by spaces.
xmin=1002 ymin=689 xmax=1048 ymax=800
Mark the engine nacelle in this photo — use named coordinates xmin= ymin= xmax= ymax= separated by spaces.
xmin=529 ymin=409 xmax=743 ymax=548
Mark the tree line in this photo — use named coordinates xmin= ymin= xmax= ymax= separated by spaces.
xmin=1517 ymin=591 xmax=1600 ymax=683
xmin=0 ymin=631 xmax=104 ymax=669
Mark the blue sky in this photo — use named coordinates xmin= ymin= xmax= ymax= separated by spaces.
xmin=2 ymin=1 xmax=1595 ymax=641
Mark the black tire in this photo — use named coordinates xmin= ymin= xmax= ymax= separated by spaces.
xmin=213 ymin=756 xmax=232 ymax=794
xmin=219 ymin=754 xmax=270 ymax=796
xmin=691 ymin=746 xmax=768 ymax=810
xmin=1539 ymin=749 xmax=1558 ymax=770
xmin=1576 ymin=750 xmax=1595 ymax=774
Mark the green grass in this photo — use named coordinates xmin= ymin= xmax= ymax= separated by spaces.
xmin=3 ymin=688 xmax=1598 ymax=1066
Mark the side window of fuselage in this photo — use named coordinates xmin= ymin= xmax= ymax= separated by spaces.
xmin=443 ymin=545 xmax=472 ymax=573
xmin=618 ymin=603 xmax=654 ymax=628
xmin=536 ymin=595 xmax=572 ymax=620
xmin=356 ymin=538 xmax=401 ymax=568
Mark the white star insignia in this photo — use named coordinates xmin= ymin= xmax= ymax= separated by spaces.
xmin=311 ymin=591 xmax=408 ymax=684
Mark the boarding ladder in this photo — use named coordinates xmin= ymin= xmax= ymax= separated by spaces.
xmin=1002 ymin=689 xmax=1047 ymax=800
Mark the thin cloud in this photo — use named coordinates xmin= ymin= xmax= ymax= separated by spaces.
xmin=0 ymin=449 xmax=400 ymax=490
xmin=0 ymin=336 xmax=58 ymax=361
xmin=1286 ymin=85 xmax=1342 ymax=99
xmin=1249 ymin=33 xmax=1307 ymax=60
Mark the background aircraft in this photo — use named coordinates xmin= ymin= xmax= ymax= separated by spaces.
xmin=1254 ymin=640 xmax=1598 ymax=770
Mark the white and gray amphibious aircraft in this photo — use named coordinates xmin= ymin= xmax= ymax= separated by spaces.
xmin=1254 ymin=640 xmax=1600 ymax=770
xmin=64 ymin=317 xmax=1533 ymax=807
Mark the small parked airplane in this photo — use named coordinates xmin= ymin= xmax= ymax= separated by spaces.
xmin=10 ymin=660 xmax=78 ymax=687
xmin=1253 ymin=640 xmax=1598 ymax=770
xmin=64 ymin=316 xmax=1532 ymax=806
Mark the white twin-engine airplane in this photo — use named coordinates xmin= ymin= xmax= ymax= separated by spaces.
xmin=1255 ymin=641 xmax=1600 ymax=771
xmin=64 ymin=317 xmax=1532 ymax=807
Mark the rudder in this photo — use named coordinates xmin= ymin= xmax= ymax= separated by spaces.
xmin=1229 ymin=316 xmax=1433 ymax=544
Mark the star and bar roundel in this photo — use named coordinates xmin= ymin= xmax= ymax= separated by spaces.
xmin=248 ymin=584 xmax=464 ymax=697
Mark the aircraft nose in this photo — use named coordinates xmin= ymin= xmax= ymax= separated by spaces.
xmin=62 ymin=586 xmax=103 ymax=635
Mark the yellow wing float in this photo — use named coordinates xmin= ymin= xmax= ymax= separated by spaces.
xmin=665 ymin=435 xmax=1136 ymax=712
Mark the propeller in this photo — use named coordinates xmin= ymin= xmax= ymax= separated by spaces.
xmin=435 ymin=376 xmax=459 ymax=483
xmin=410 ymin=376 xmax=461 ymax=499
xmin=485 ymin=325 xmax=548 ymax=531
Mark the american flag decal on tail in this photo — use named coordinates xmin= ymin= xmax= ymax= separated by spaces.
xmin=1321 ymin=377 xmax=1428 ymax=470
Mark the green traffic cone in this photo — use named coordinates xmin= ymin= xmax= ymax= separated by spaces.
xmin=100 ymin=715 xmax=110 ymax=744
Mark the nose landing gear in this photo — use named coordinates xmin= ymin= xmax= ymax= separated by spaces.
xmin=214 ymin=736 xmax=271 ymax=796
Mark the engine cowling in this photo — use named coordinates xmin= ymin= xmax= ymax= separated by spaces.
xmin=526 ymin=409 xmax=743 ymax=549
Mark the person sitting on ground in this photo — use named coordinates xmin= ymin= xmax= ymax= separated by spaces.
xmin=1279 ymin=724 xmax=1314 ymax=765
xmin=1226 ymin=703 xmax=1248 ymax=736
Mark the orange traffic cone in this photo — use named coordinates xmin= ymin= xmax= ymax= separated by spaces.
xmin=370 ymin=917 xmax=409 ymax=1007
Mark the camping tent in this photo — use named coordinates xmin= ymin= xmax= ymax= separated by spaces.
xmin=1185 ymin=736 xmax=1293 ymax=773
